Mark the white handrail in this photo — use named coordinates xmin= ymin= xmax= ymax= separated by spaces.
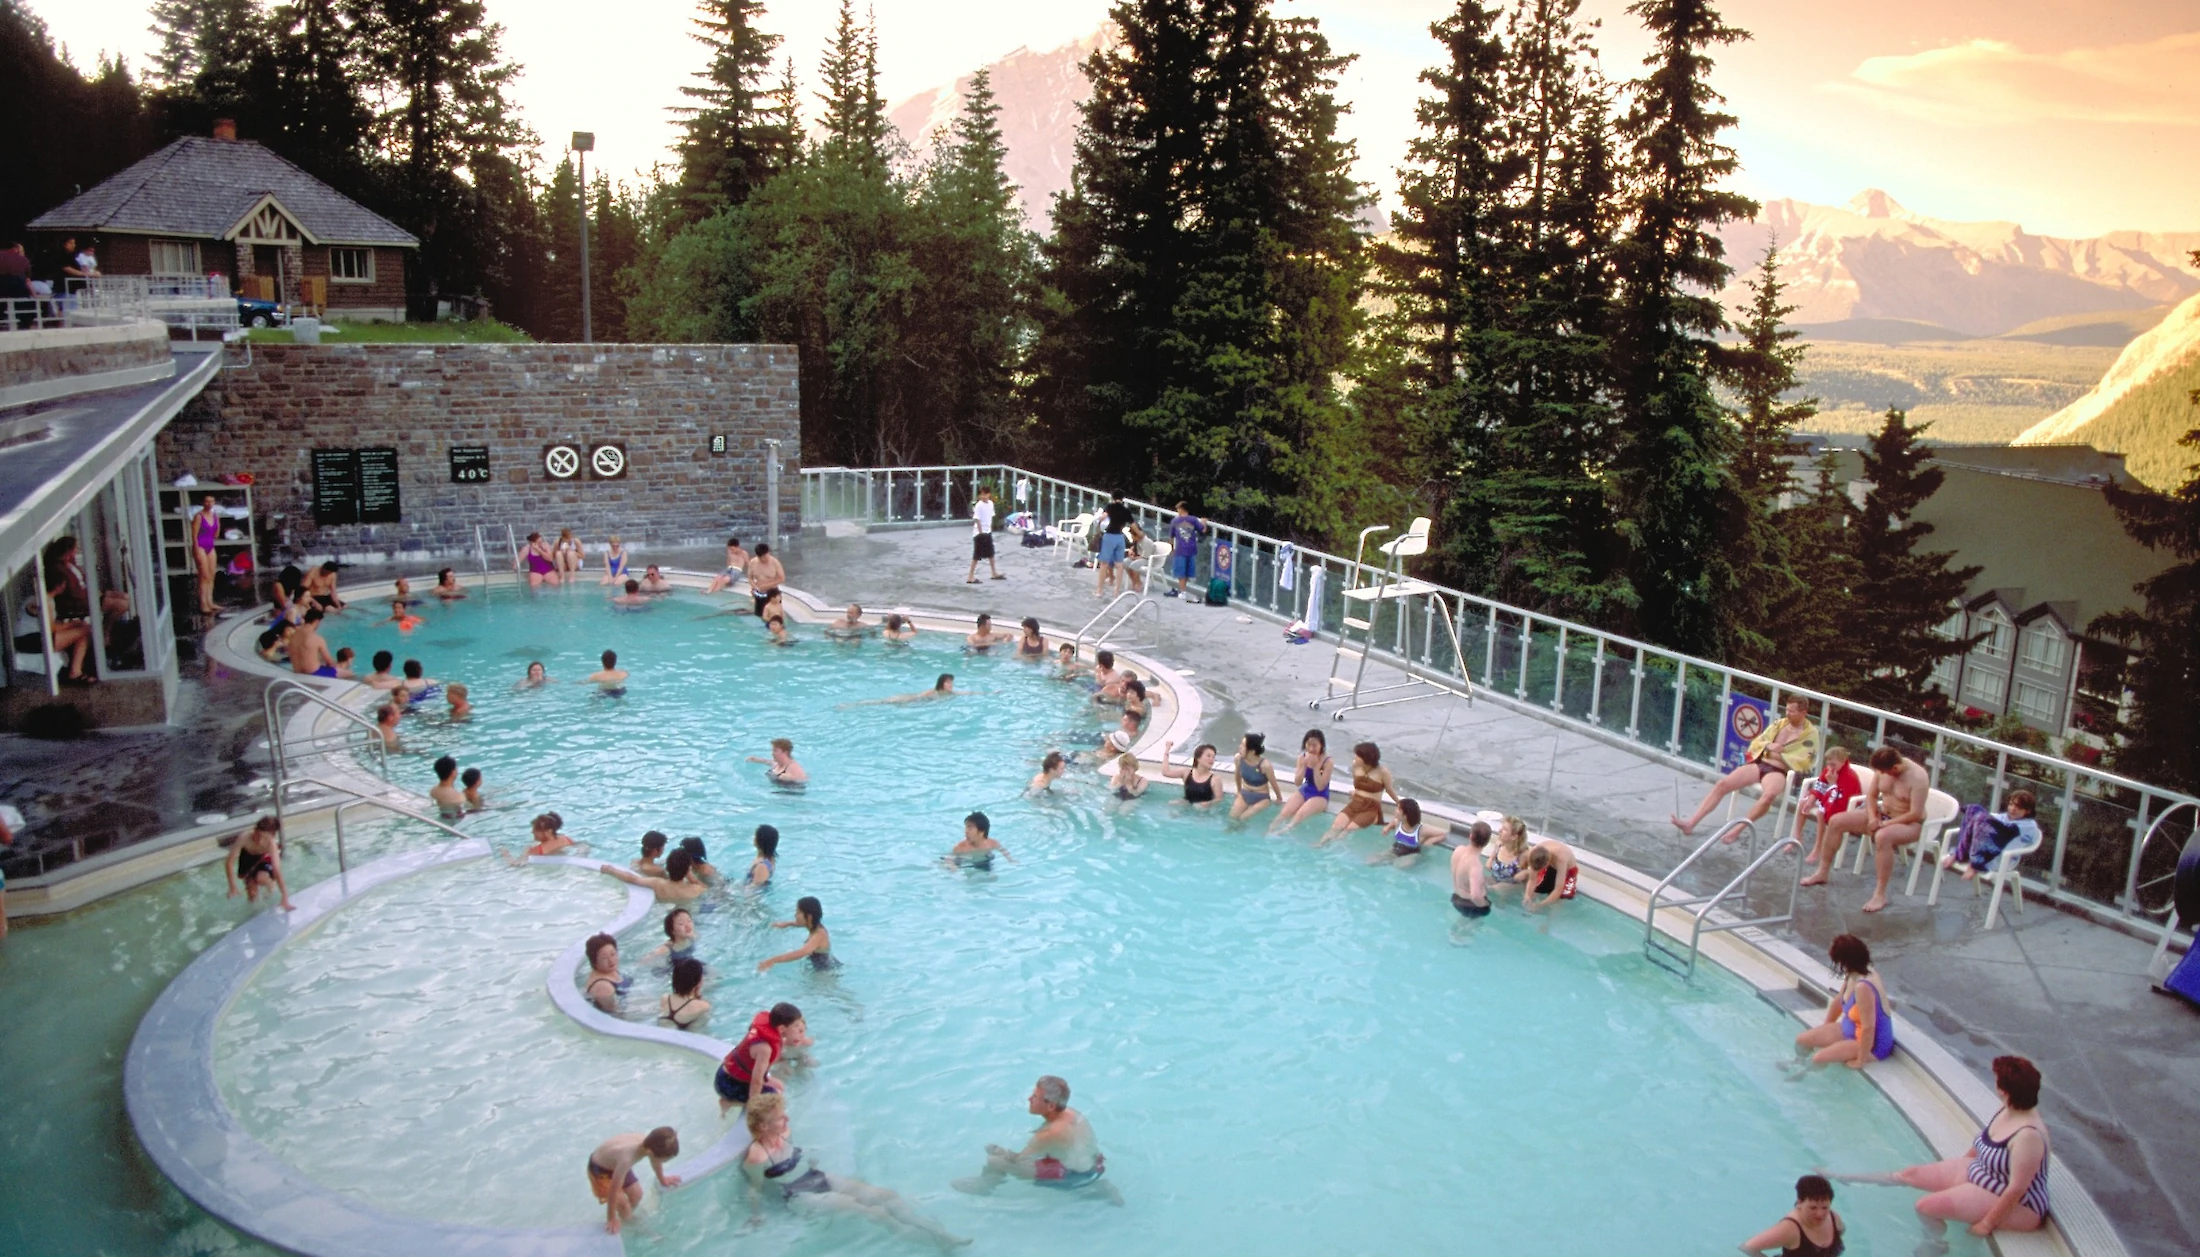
xmin=282 ymin=775 xmax=470 ymax=872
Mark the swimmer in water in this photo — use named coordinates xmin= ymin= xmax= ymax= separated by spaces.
xmin=678 ymin=836 xmax=721 ymax=884
xmin=517 ymin=660 xmax=550 ymax=689
xmin=514 ymin=812 xmax=580 ymax=861
xmin=432 ymin=567 xmax=467 ymax=600
xmin=965 ymin=613 xmax=1011 ymax=650
xmin=429 ymin=755 xmax=465 ymax=817
xmin=645 ymin=906 xmax=698 ymax=962
xmin=588 ymin=649 xmax=628 ymax=695
xmin=333 ymin=646 xmax=357 ymax=680
xmin=460 ymin=767 xmax=485 ymax=811
xmin=1228 ymin=733 xmax=1277 ymax=822
xmin=399 ymin=658 xmax=438 ymax=702
xmin=1015 ymin=617 xmax=1047 ymax=657
xmin=714 ymin=1002 xmax=802 ymax=1113
xmin=638 ymin=565 xmax=672 ymax=594
xmin=748 ymin=738 xmax=809 ymax=785
xmin=581 ymin=933 xmax=627 ymax=1013
xmin=748 ymin=825 xmax=779 ymax=888
xmin=611 ymin=578 xmax=651 ymax=608
xmin=444 ymin=682 xmax=472 ymax=721
xmin=1054 ymin=642 xmax=1089 ymax=682
xmin=758 ymin=896 xmax=836 ymax=972
xmin=1369 ymin=797 xmax=1448 ymax=867
xmin=1106 ymin=738 xmax=1148 ymax=800
xmin=586 ymin=1126 xmax=682 ymax=1236
xmin=658 ymin=957 xmax=710 ymax=1030
xmin=223 ymin=815 xmax=293 ymax=911
xmin=364 ymin=649 xmax=401 ymax=691
xmin=764 ymin=613 xmax=796 ymax=646
xmin=1521 ymin=838 xmax=1579 ymax=914
xmin=600 ymin=850 xmax=706 ymax=902
xmin=1159 ymin=741 xmax=1221 ymax=807
xmin=372 ymin=703 xmax=403 ymax=752
xmin=846 ymin=674 xmax=959 ymax=706
xmin=954 ymin=1075 xmax=1122 ymax=1205
xmin=945 ymin=811 xmax=1013 ymax=870
xmin=824 ymin=603 xmax=870 ymax=641
xmin=1090 ymin=650 xmax=1121 ymax=700
xmin=1450 ymin=821 xmax=1493 ymax=917
xmin=742 ymin=1093 xmax=970 ymax=1250
xmin=882 ymin=613 xmax=918 ymax=642
xmin=390 ymin=577 xmax=420 ymax=607
xmin=634 ymin=830 xmax=669 ymax=877
xmin=1484 ymin=816 xmax=1533 ymax=897
xmin=381 ymin=598 xmax=423 ymax=631
xmin=1028 ymin=751 xmax=1068 ymax=793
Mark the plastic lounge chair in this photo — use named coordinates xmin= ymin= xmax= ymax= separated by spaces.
xmin=1975 ymin=822 xmax=2046 ymax=929
xmin=1826 ymin=767 xmax=1876 ymax=872
xmin=1056 ymin=513 xmax=1093 ymax=564
xmin=1900 ymin=788 xmax=1964 ymax=898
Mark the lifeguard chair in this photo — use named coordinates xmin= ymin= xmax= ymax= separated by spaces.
xmin=1311 ymin=517 xmax=1473 ymax=719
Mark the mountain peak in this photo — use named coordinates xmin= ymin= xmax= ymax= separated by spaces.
xmin=1848 ymin=188 xmax=1908 ymax=220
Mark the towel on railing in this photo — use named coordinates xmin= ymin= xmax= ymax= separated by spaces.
xmin=1304 ymin=566 xmax=1324 ymax=635
xmin=1277 ymin=543 xmax=1297 ymax=592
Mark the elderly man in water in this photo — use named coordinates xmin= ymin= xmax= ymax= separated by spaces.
xmin=954 ymin=1075 xmax=1122 ymax=1204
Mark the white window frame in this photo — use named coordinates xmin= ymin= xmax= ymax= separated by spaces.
xmin=148 ymin=239 xmax=201 ymax=276
xmin=2012 ymin=680 xmax=2059 ymax=725
xmin=2019 ymin=623 xmax=2065 ymax=673
xmin=1962 ymin=668 xmax=2007 ymax=707
xmin=329 ymin=247 xmax=375 ymax=284
xmin=1974 ymin=609 xmax=2012 ymax=661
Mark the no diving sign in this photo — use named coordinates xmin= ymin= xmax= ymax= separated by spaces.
xmin=542 ymin=442 xmax=627 ymax=481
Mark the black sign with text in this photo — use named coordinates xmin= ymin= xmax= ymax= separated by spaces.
xmin=450 ymin=444 xmax=492 ymax=484
xmin=358 ymin=447 xmax=401 ymax=523
xmin=311 ymin=447 xmax=402 ymax=524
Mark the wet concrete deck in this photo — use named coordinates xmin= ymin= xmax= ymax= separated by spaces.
xmin=781 ymin=523 xmax=2196 ymax=1257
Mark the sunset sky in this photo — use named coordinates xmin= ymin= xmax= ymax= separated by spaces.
xmin=35 ymin=0 xmax=2199 ymax=237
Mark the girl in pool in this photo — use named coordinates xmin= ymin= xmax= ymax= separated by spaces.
xmin=658 ymin=957 xmax=710 ymax=1029
xmin=1016 ymin=617 xmax=1047 ymax=657
xmin=740 ymin=1092 xmax=970 ymax=1250
xmin=1315 ymin=742 xmax=1397 ymax=845
xmin=524 ymin=813 xmax=578 ymax=858
xmin=1107 ymin=740 xmax=1148 ymax=801
xmin=1268 ymin=730 xmax=1335 ymax=834
xmin=764 ymin=614 xmax=796 ymax=646
xmin=644 ymin=906 xmax=697 ymax=962
xmin=1229 ymin=733 xmax=1277 ymax=822
xmin=1028 ymin=751 xmax=1068 ymax=793
xmin=521 ymin=532 xmax=559 ymax=586
xmin=553 ymin=528 xmax=585 ymax=575
xmin=882 ymin=613 xmax=918 ymax=642
xmin=1159 ymin=741 xmax=1220 ymax=807
xmin=759 ymin=896 xmax=836 ymax=972
xmin=599 ymin=534 xmax=631 ymax=584
xmin=516 ymin=660 xmax=550 ymax=689
xmin=1370 ymin=798 xmax=1448 ymax=867
xmin=1791 ymin=933 xmax=1895 ymax=1072
xmin=678 ymin=836 xmax=721 ymax=884
xmin=1485 ymin=816 xmax=1532 ymax=893
xmin=748 ymin=826 xmax=779 ymax=888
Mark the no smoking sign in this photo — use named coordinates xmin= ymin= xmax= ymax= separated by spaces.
xmin=542 ymin=442 xmax=628 ymax=481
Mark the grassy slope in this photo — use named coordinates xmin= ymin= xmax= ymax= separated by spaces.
xmin=2037 ymin=353 xmax=2200 ymax=489
xmin=1794 ymin=338 xmax=2119 ymax=444
xmin=244 ymin=319 xmax=533 ymax=344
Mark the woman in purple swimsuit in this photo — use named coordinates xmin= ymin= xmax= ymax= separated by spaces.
xmin=1267 ymin=729 xmax=1334 ymax=834
xmin=191 ymin=495 xmax=221 ymax=614
xmin=521 ymin=532 xmax=559 ymax=586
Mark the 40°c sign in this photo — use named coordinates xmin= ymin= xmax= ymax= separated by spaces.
xmin=542 ymin=442 xmax=628 ymax=481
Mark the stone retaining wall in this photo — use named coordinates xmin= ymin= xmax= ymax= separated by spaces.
xmin=0 ymin=321 xmax=173 ymax=394
xmin=157 ymin=341 xmax=800 ymax=559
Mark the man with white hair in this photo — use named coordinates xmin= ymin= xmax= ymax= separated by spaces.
xmin=954 ymin=1076 xmax=1121 ymax=1204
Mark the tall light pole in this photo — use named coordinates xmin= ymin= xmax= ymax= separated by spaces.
xmin=571 ymin=131 xmax=594 ymax=344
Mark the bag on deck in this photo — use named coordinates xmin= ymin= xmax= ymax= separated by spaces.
xmin=1205 ymin=576 xmax=1231 ymax=606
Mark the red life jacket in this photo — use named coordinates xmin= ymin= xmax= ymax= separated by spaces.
xmin=724 ymin=1011 xmax=783 ymax=1081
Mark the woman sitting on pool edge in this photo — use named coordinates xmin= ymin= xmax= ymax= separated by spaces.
xmin=1158 ymin=741 xmax=1221 ymax=807
xmin=1228 ymin=733 xmax=1276 ymax=822
xmin=1370 ymin=798 xmax=1448 ymax=867
xmin=1315 ymin=742 xmax=1397 ymax=845
xmin=1790 ymin=933 xmax=1894 ymax=1073
xmin=1268 ymin=729 xmax=1334 ymax=834
xmin=759 ymin=896 xmax=836 ymax=972
xmin=1834 ymin=1054 xmax=2051 ymax=1246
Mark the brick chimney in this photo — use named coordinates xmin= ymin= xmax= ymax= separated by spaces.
xmin=212 ymin=118 xmax=237 ymax=142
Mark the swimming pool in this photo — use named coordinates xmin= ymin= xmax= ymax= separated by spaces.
xmin=266 ymin=583 xmax=1964 ymax=1255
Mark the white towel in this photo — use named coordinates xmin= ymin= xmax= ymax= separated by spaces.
xmin=1276 ymin=542 xmax=1297 ymax=592
xmin=1304 ymin=565 xmax=1324 ymax=635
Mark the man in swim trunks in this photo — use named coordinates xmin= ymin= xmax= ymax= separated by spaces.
xmin=588 ymin=649 xmax=629 ymax=694
xmin=824 ymin=603 xmax=870 ymax=640
xmin=749 ymin=737 xmax=809 ymax=784
xmin=966 ymin=613 xmax=1011 ymax=649
xmin=224 ymin=815 xmax=293 ymax=911
xmin=706 ymin=537 xmax=750 ymax=594
xmin=287 ymin=608 xmax=337 ymax=677
xmin=638 ymin=565 xmax=672 ymax=594
xmin=429 ymin=755 xmax=465 ymax=817
xmin=363 ymin=650 xmax=401 ymax=691
xmin=745 ymin=544 xmax=785 ymax=616
xmin=1522 ymin=839 xmax=1579 ymax=913
xmin=586 ymin=1127 xmax=682 ymax=1235
xmin=1451 ymin=821 xmax=1492 ymax=916
xmin=580 ymin=932 xmax=625 ymax=1013
xmin=715 ymin=1002 xmax=804 ymax=1113
xmin=954 ymin=1075 xmax=1122 ymax=1204
xmin=1857 ymin=745 xmax=1930 ymax=914
xmin=432 ymin=568 xmax=467 ymax=600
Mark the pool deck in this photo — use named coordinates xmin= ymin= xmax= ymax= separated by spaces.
xmin=779 ymin=523 xmax=2197 ymax=1257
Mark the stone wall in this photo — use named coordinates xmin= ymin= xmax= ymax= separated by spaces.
xmin=0 ymin=321 xmax=174 ymax=401
xmin=158 ymin=341 xmax=800 ymax=561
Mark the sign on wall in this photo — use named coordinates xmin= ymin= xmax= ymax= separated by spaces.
xmin=543 ymin=442 xmax=583 ymax=480
xmin=542 ymin=441 xmax=627 ymax=480
xmin=589 ymin=442 xmax=627 ymax=480
xmin=311 ymin=447 xmax=401 ymax=525
xmin=450 ymin=445 xmax=492 ymax=484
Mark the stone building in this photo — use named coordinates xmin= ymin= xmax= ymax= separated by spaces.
xmin=28 ymin=120 xmax=415 ymax=322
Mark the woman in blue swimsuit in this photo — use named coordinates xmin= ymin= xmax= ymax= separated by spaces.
xmin=740 ymin=1093 xmax=968 ymax=1247
xmin=1268 ymin=729 xmax=1334 ymax=834
xmin=1371 ymin=798 xmax=1448 ymax=867
xmin=1229 ymin=733 xmax=1278 ymax=822
xmin=1792 ymin=934 xmax=1895 ymax=1071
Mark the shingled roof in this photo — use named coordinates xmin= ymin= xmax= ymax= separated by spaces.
xmin=29 ymin=136 xmax=418 ymax=248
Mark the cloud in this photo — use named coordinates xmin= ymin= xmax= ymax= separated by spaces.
xmin=1835 ymin=31 xmax=2200 ymax=127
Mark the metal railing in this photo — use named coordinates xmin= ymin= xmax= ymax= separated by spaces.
xmin=1077 ymin=588 xmax=1160 ymax=652
xmin=1643 ymin=820 xmax=1803 ymax=978
xmin=799 ymin=461 xmax=2199 ymax=942
xmin=281 ymin=775 xmax=471 ymax=873
xmin=2 ymin=276 xmax=239 ymax=337
xmin=263 ymin=679 xmax=390 ymax=836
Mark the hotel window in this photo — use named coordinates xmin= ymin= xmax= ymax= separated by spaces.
xmin=2013 ymin=681 xmax=2060 ymax=725
xmin=148 ymin=239 xmax=200 ymax=275
xmin=1974 ymin=609 xmax=2012 ymax=661
xmin=2019 ymin=624 xmax=2065 ymax=673
xmin=1962 ymin=668 xmax=2006 ymax=708
xmin=330 ymin=247 xmax=374 ymax=282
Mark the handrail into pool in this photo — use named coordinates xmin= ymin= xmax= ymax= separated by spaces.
xmin=265 ymin=676 xmax=389 ymax=840
xmin=284 ymin=774 xmax=473 ymax=872
xmin=802 ymin=461 xmax=2198 ymax=945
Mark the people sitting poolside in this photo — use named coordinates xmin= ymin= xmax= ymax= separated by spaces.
xmin=1160 ymin=741 xmax=1221 ymax=807
xmin=600 ymin=535 xmax=632 ymax=585
xmin=1450 ymin=821 xmax=1492 ymax=917
xmin=1833 ymin=1055 xmax=2051 ymax=1246
xmin=748 ymin=826 xmax=780 ymax=888
xmin=581 ymin=932 xmax=626 ymax=1013
xmin=749 ymin=738 xmax=808 ymax=785
xmin=586 ymin=1126 xmax=682 ymax=1236
xmin=333 ymin=646 xmax=356 ymax=680
xmin=1269 ymin=729 xmax=1335 ymax=835
xmin=946 ymin=811 xmax=1012 ymax=869
xmin=1229 ymin=734 xmax=1276 ymax=822
xmin=715 ymin=1002 xmax=803 ymax=1113
xmin=1792 ymin=745 xmax=1862 ymax=852
xmin=1316 ymin=742 xmax=1397 ymax=845
xmin=635 ymin=830 xmax=669 ymax=877
xmin=429 ymin=755 xmax=465 ymax=817
xmin=759 ymin=896 xmax=836 ymax=972
xmin=1855 ymin=747 xmax=1930 ymax=913
xmin=706 ymin=537 xmax=750 ymax=595
xmin=1941 ymin=790 xmax=2041 ymax=881
xmin=742 ymin=1092 xmax=970 ymax=1249
xmin=1739 ymin=1174 xmax=1844 ymax=1257
xmin=1521 ymin=839 xmax=1578 ymax=912
xmin=1790 ymin=933 xmax=1894 ymax=1073
xmin=1371 ymin=797 xmax=1447 ymax=867
xmin=658 ymin=957 xmax=711 ymax=1030
xmin=638 ymin=565 xmax=672 ymax=594
xmin=966 ymin=613 xmax=1011 ymax=650
xmin=601 ymin=850 xmax=705 ymax=903
xmin=588 ymin=649 xmax=629 ymax=694
xmin=953 ymin=1075 xmax=1121 ymax=1205
xmin=1672 ymin=697 xmax=1819 ymax=837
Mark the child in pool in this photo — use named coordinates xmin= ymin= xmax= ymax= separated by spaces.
xmin=945 ymin=812 xmax=1014 ymax=869
xmin=634 ymin=830 xmax=669 ymax=877
xmin=644 ymin=906 xmax=698 ymax=962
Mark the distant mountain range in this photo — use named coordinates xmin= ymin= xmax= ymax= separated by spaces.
xmin=890 ymin=32 xmax=1102 ymax=227
xmin=2013 ymin=289 xmax=2200 ymax=491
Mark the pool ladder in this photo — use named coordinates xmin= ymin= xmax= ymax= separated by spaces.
xmin=1077 ymin=588 xmax=1160 ymax=653
xmin=1642 ymin=820 xmax=1803 ymax=979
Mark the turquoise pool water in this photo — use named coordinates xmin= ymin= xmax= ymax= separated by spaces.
xmin=0 ymin=582 xmax=1973 ymax=1255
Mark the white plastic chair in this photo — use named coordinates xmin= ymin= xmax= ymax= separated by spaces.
xmin=1828 ymin=767 xmax=1877 ymax=872
xmin=1376 ymin=516 xmax=1432 ymax=561
xmin=1974 ymin=825 xmax=2045 ymax=929
xmin=1055 ymin=513 xmax=1093 ymax=564
xmin=1901 ymin=789 xmax=1964 ymax=898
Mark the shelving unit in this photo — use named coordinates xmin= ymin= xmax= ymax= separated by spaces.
xmin=158 ymin=484 xmax=257 ymax=605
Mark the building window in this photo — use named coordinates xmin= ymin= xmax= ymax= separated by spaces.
xmin=149 ymin=239 xmax=200 ymax=275
xmin=1963 ymin=668 xmax=2007 ymax=708
xmin=1974 ymin=610 xmax=2012 ymax=661
xmin=2013 ymin=680 xmax=2060 ymax=726
xmin=1936 ymin=611 xmax=1965 ymax=639
xmin=330 ymin=248 xmax=374 ymax=282
xmin=2020 ymin=624 xmax=2065 ymax=673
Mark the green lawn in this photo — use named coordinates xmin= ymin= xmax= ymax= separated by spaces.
xmin=244 ymin=318 xmax=533 ymax=344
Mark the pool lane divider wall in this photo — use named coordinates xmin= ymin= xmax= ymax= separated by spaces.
xmin=124 ymin=838 xmax=627 ymax=1257
xmin=191 ymin=571 xmax=2114 ymax=1257
xmin=529 ymin=854 xmax=753 ymax=1182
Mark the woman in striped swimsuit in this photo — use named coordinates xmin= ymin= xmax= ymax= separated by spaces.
xmin=1837 ymin=1054 xmax=2049 ymax=1242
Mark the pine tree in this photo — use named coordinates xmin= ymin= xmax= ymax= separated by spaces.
xmin=672 ymin=0 xmax=791 ymax=224
xmin=265 ymin=0 xmax=370 ymax=193
xmin=0 ymin=2 xmax=156 ymax=241
xmin=1716 ymin=241 xmax=1815 ymax=667
xmin=1608 ymin=0 xmax=1758 ymax=657
xmin=1849 ymin=407 xmax=1980 ymax=715
xmin=1763 ymin=450 xmax=1866 ymax=693
xmin=2091 ymin=425 xmax=2200 ymax=793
